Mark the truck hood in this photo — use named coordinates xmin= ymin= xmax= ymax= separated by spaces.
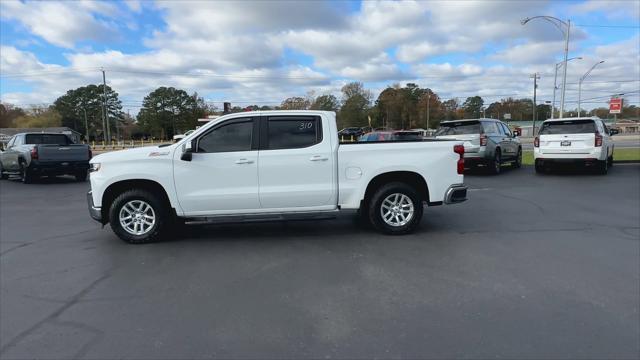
xmin=90 ymin=145 xmax=175 ymax=163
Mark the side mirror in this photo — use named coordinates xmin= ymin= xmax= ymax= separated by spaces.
xmin=181 ymin=140 xmax=194 ymax=161
xmin=609 ymin=129 xmax=619 ymax=136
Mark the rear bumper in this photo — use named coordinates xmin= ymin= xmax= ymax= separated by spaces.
xmin=87 ymin=191 xmax=102 ymax=223
xmin=535 ymin=158 xmax=601 ymax=167
xmin=31 ymin=160 xmax=89 ymax=175
xmin=444 ymin=184 xmax=468 ymax=204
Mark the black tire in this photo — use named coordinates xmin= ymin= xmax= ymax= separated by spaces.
xmin=74 ymin=170 xmax=88 ymax=182
xmin=489 ymin=149 xmax=501 ymax=175
xmin=608 ymin=155 xmax=613 ymax=167
xmin=597 ymin=159 xmax=608 ymax=175
xmin=513 ymin=148 xmax=522 ymax=168
xmin=19 ymin=163 xmax=34 ymax=184
xmin=109 ymin=189 xmax=170 ymax=244
xmin=535 ymin=160 xmax=544 ymax=174
xmin=367 ymin=182 xmax=423 ymax=235
xmin=0 ymin=162 xmax=6 ymax=180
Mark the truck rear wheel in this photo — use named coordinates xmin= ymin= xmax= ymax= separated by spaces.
xmin=20 ymin=163 xmax=34 ymax=184
xmin=367 ymin=182 xmax=423 ymax=235
xmin=109 ymin=189 xmax=169 ymax=244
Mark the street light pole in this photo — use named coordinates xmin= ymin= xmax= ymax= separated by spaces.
xmin=522 ymin=16 xmax=571 ymax=118
xmin=559 ymin=19 xmax=571 ymax=118
xmin=578 ymin=60 xmax=605 ymax=117
xmin=552 ymin=57 xmax=582 ymax=119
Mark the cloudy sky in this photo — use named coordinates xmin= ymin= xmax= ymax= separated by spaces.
xmin=1 ymin=0 xmax=638 ymax=113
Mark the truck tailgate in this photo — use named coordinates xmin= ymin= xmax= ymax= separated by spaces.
xmin=37 ymin=145 xmax=89 ymax=161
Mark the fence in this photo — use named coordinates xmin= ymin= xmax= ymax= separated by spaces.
xmin=88 ymin=139 xmax=171 ymax=151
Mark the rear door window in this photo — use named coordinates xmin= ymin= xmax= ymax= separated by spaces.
xmin=539 ymin=120 xmax=596 ymax=135
xmin=266 ymin=116 xmax=321 ymax=150
xmin=435 ymin=121 xmax=481 ymax=136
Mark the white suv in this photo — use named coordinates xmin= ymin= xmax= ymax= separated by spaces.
xmin=534 ymin=117 xmax=617 ymax=174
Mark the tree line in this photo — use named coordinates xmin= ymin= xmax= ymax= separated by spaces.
xmin=1 ymin=82 xmax=638 ymax=140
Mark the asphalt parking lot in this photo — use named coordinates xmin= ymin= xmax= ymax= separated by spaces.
xmin=1 ymin=165 xmax=639 ymax=359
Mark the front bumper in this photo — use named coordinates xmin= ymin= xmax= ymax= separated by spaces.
xmin=87 ymin=191 xmax=102 ymax=222
xmin=444 ymin=184 xmax=468 ymax=204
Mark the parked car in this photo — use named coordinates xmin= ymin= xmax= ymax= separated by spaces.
xmin=338 ymin=127 xmax=364 ymax=140
xmin=534 ymin=117 xmax=617 ymax=174
xmin=87 ymin=110 xmax=468 ymax=244
xmin=359 ymin=130 xmax=423 ymax=142
xmin=0 ymin=133 xmax=92 ymax=183
xmin=435 ymin=119 xmax=521 ymax=174
xmin=173 ymin=129 xmax=196 ymax=142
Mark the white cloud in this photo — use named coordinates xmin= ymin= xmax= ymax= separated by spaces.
xmin=1 ymin=0 xmax=638 ymax=112
xmin=572 ymin=0 xmax=640 ymax=20
xmin=0 ymin=1 xmax=118 ymax=48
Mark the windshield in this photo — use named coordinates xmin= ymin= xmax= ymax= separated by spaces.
xmin=539 ymin=120 xmax=596 ymax=135
xmin=435 ymin=121 xmax=481 ymax=136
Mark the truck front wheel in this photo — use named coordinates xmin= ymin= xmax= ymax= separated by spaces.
xmin=109 ymin=189 xmax=169 ymax=244
xmin=368 ymin=182 xmax=423 ymax=235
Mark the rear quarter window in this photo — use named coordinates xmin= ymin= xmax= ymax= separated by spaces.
xmin=539 ymin=120 xmax=596 ymax=135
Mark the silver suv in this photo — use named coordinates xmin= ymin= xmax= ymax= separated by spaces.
xmin=435 ymin=118 xmax=522 ymax=174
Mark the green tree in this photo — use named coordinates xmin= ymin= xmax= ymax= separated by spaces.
xmin=13 ymin=106 xmax=62 ymax=128
xmin=54 ymin=84 xmax=124 ymax=140
xmin=442 ymin=99 xmax=460 ymax=120
xmin=310 ymin=94 xmax=339 ymax=111
xmin=137 ymin=87 xmax=206 ymax=139
xmin=0 ymin=103 xmax=26 ymax=128
xmin=279 ymin=97 xmax=310 ymax=110
xmin=375 ymin=84 xmax=443 ymax=129
xmin=338 ymin=82 xmax=371 ymax=128
xmin=462 ymin=96 xmax=484 ymax=118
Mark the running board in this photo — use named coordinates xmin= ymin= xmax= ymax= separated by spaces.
xmin=183 ymin=210 xmax=340 ymax=225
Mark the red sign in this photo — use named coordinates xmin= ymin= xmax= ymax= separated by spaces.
xmin=610 ymin=98 xmax=623 ymax=114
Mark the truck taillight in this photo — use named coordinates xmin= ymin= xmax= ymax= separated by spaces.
xmin=454 ymin=144 xmax=465 ymax=175
xmin=30 ymin=147 xmax=38 ymax=160
xmin=534 ymin=137 xmax=539 ymax=148
xmin=595 ymin=132 xmax=603 ymax=147
xmin=480 ymin=134 xmax=487 ymax=146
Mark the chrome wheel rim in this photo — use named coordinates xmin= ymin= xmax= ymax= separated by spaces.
xmin=119 ymin=200 xmax=156 ymax=236
xmin=380 ymin=193 xmax=414 ymax=227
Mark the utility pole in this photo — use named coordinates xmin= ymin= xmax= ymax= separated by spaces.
xmin=531 ymin=73 xmax=540 ymax=135
xmin=101 ymin=68 xmax=109 ymax=141
xmin=82 ymin=108 xmax=89 ymax=141
xmin=426 ymin=92 xmax=430 ymax=130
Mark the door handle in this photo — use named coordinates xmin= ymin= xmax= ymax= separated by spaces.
xmin=309 ymin=155 xmax=328 ymax=162
xmin=235 ymin=158 xmax=254 ymax=164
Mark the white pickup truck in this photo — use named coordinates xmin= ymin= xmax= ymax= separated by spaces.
xmin=88 ymin=111 xmax=467 ymax=243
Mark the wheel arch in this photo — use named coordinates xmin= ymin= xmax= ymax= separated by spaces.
xmin=101 ymin=179 xmax=174 ymax=224
xmin=362 ymin=171 xmax=430 ymax=206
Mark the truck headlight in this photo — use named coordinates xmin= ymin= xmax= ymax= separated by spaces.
xmin=89 ymin=163 xmax=101 ymax=173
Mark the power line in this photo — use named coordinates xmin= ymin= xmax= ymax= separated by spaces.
xmin=575 ymin=24 xmax=640 ymax=29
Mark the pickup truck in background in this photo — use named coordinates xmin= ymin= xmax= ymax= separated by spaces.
xmin=88 ymin=111 xmax=468 ymax=244
xmin=0 ymin=133 xmax=92 ymax=183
